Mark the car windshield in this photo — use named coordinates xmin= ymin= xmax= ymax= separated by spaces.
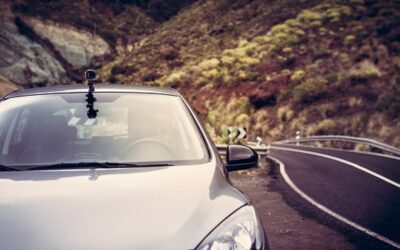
xmin=0 ymin=92 xmax=208 ymax=169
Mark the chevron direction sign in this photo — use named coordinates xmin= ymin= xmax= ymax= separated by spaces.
xmin=227 ymin=127 xmax=247 ymax=140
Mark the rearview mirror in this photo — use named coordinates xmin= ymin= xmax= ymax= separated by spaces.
xmin=226 ymin=144 xmax=258 ymax=172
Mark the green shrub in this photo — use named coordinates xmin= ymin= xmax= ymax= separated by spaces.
xmin=165 ymin=71 xmax=186 ymax=86
xmin=239 ymin=57 xmax=260 ymax=65
xmin=344 ymin=35 xmax=356 ymax=45
xmin=339 ymin=53 xmax=351 ymax=64
xmin=227 ymin=97 xmax=251 ymax=114
xmin=235 ymin=113 xmax=250 ymax=126
xmin=290 ymin=70 xmax=306 ymax=81
xmin=201 ymin=83 xmax=214 ymax=92
xmin=315 ymin=119 xmax=337 ymax=134
xmin=254 ymin=109 xmax=269 ymax=124
xmin=324 ymin=8 xmax=341 ymax=22
xmin=253 ymin=35 xmax=271 ymax=45
xmin=266 ymin=21 xmax=305 ymax=52
xmin=237 ymin=39 xmax=248 ymax=47
xmin=221 ymin=56 xmax=235 ymax=67
xmin=204 ymin=123 xmax=216 ymax=139
xmin=290 ymin=117 xmax=306 ymax=131
xmin=222 ymin=48 xmax=247 ymax=58
xmin=237 ymin=70 xmax=248 ymax=80
xmin=292 ymin=76 xmax=328 ymax=104
xmin=270 ymin=24 xmax=290 ymax=34
xmin=298 ymin=9 xmax=323 ymax=22
xmin=323 ymin=6 xmax=352 ymax=23
xmin=243 ymin=42 xmax=260 ymax=56
xmin=198 ymin=58 xmax=220 ymax=70
xmin=207 ymin=111 xmax=219 ymax=126
xmin=285 ymin=19 xmax=302 ymax=28
xmin=277 ymin=106 xmax=294 ymax=122
xmin=309 ymin=20 xmax=322 ymax=28
xmin=201 ymin=69 xmax=219 ymax=79
xmin=351 ymin=23 xmax=364 ymax=34
xmin=282 ymin=47 xmax=293 ymax=53
xmin=272 ymin=32 xmax=301 ymax=47
xmin=349 ymin=60 xmax=381 ymax=82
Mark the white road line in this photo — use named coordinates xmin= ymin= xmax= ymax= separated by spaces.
xmin=267 ymin=156 xmax=400 ymax=249
xmin=272 ymin=143 xmax=400 ymax=161
xmin=271 ymin=146 xmax=400 ymax=189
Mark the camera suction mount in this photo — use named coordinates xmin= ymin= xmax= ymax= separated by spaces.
xmin=85 ymin=69 xmax=98 ymax=119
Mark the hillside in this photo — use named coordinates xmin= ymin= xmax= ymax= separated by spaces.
xmin=1 ymin=0 xmax=399 ymax=147
xmin=101 ymin=0 xmax=400 ymax=147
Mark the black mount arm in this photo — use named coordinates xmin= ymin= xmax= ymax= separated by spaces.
xmin=85 ymin=69 xmax=98 ymax=119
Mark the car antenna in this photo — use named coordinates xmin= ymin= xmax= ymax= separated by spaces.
xmin=84 ymin=24 xmax=98 ymax=119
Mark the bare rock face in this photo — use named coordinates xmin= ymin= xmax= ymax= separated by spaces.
xmin=0 ymin=74 xmax=19 ymax=97
xmin=0 ymin=18 xmax=68 ymax=86
xmin=25 ymin=18 xmax=111 ymax=67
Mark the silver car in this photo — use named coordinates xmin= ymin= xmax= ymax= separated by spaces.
xmin=0 ymin=85 xmax=268 ymax=250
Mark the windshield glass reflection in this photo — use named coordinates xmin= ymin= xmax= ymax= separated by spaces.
xmin=0 ymin=93 xmax=207 ymax=169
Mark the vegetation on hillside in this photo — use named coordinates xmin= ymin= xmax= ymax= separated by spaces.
xmin=97 ymin=0 xmax=400 ymax=146
xmin=6 ymin=0 xmax=400 ymax=146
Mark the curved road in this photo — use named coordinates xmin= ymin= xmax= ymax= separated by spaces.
xmin=268 ymin=144 xmax=400 ymax=249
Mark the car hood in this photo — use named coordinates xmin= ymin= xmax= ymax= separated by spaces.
xmin=0 ymin=163 xmax=247 ymax=250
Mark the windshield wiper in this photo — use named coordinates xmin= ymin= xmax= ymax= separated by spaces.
xmin=27 ymin=162 xmax=174 ymax=171
xmin=0 ymin=164 xmax=22 ymax=171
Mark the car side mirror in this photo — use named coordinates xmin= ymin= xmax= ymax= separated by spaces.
xmin=226 ymin=144 xmax=258 ymax=172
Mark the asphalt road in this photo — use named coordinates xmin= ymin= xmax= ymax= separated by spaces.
xmin=269 ymin=144 xmax=400 ymax=249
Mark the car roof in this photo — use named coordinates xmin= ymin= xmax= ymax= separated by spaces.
xmin=2 ymin=84 xmax=179 ymax=100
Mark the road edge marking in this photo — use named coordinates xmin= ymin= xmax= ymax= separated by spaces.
xmin=271 ymin=146 xmax=400 ymax=189
xmin=267 ymin=155 xmax=400 ymax=249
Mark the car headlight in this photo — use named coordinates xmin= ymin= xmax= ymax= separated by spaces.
xmin=196 ymin=205 xmax=264 ymax=250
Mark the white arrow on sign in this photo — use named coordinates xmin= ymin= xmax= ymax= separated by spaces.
xmin=237 ymin=127 xmax=247 ymax=139
xmin=227 ymin=127 xmax=246 ymax=140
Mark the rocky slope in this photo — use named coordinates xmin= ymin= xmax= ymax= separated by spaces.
xmin=0 ymin=0 xmax=156 ymax=91
xmin=0 ymin=0 xmax=399 ymax=147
